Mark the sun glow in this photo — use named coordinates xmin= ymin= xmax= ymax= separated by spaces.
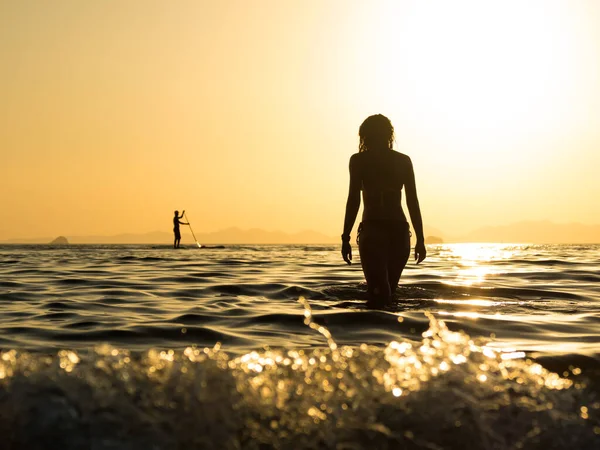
xmin=354 ymin=1 xmax=585 ymax=169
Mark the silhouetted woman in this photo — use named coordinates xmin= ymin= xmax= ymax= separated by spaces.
xmin=342 ymin=114 xmax=426 ymax=308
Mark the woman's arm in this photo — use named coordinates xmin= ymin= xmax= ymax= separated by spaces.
xmin=404 ymin=157 xmax=426 ymax=264
xmin=342 ymin=155 xmax=361 ymax=264
xmin=343 ymin=155 xmax=361 ymax=237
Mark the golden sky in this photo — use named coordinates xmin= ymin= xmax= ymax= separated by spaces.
xmin=1 ymin=0 xmax=600 ymax=240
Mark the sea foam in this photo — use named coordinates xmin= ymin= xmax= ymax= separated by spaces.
xmin=0 ymin=297 xmax=597 ymax=450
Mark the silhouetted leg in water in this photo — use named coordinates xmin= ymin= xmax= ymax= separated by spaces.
xmin=387 ymin=223 xmax=411 ymax=299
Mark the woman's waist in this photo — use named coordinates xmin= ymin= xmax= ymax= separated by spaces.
xmin=358 ymin=219 xmax=410 ymax=238
xmin=360 ymin=218 xmax=409 ymax=228
xmin=361 ymin=207 xmax=407 ymax=222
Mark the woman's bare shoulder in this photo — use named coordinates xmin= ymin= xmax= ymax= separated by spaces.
xmin=349 ymin=152 xmax=364 ymax=165
xmin=392 ymin=151 xmax=412 ymax=165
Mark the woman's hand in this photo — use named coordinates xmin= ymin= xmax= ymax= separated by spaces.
xmin=415 ymin=241 xmax=427 ymax=264
xmin=342 ymin=241 xmax=352 ymax=265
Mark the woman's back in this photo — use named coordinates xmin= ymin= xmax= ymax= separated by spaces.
xmin=352 ymin=149 xmax=409 ymax=222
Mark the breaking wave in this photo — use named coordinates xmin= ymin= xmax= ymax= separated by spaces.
xmin=0 ymin=298 xmax=597 ymax=450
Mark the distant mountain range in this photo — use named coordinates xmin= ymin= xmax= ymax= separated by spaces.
xmin=1 ymin=228 xmax=337 ymax=245
xmin=2 ymin=221 xmax=599 ymax=244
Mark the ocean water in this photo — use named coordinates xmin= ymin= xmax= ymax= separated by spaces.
xmin=0 ymin=243 xmax=598 ymax=449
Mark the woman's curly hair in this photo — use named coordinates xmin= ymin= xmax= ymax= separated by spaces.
xmin=358 ymin=114 xmax=395 ymax=152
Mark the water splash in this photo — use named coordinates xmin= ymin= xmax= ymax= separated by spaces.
xmin=0 ymin=298 xmax=598 ymax=449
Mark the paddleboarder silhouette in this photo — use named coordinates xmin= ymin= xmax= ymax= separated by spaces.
xmin=173 ymin=210 xmax=188 ymax=248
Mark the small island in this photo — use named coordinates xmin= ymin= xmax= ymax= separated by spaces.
xmin=49 ymin=236 xmax=69 ymax=245
xmin=425 ymin=235 xmax=444 ymax=244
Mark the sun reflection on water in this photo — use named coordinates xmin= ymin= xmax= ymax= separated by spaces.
xmin=440 ymin=243 xmax=520 ymax=286
xmin=434 ymin=298 xmax=502 ymax=307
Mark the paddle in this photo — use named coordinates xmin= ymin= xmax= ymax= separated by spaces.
xmin=184 ymin=212 xmax=202 ymax=248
